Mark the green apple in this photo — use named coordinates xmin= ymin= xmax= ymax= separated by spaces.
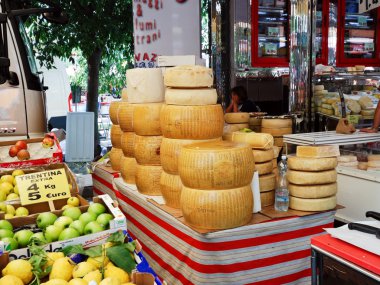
xmin=79 ymin=212 xmax=97 ymax=226
xmin=58 ymin=228 xmax=80 ymax=241
xmin=29 ymin=232 xmax=47 ymax=245
xmin=1 ymin=237 xmax=18 ymax=250
xmin=84 ymin=221 xmax=104 ymax=235
xmin=0 ymin=220 xmax=13 ymax=231
xmin=4 ymin=214 xmax=14 ymax=219
xmin=54 ymin=216 xmax=73 ymax=230
xmin=63 ymin=207 xmax=82 ymax=221
xmin=14 ymin=229 xmax=33 ymax=248
xmin=96 ymin=213 xmax=113 ymax=229
xmin=0 ymin=229 xmax=13 ymax=239
xmin=0 ymin=175 xmax=14 ymax=185
xmin=6 ymin=193 xmax=19 ymax=201
xmin=61 ymin=204 xmax=73 ymax=210
xmin=6 ymin=205 xmax=15 ymax=215
xmin=36 ymin=212 xmax=57 ymax=230
xmin=69 ymin=220 xmax=85 ymax=235
xmin=12 ymin=170 xmax=25 ymax=177
xmin=67 ymin=197 xmax=80 ymax=207
xmin=0 ymin=191 xmax=6 ymax=202
xmin=87 ymin=203 xmax=106 ymax=217
xmin=0 ymin=182 xmax=13 ymax=195
xmin=44 ymin=225 xmax=62 ymax=242
xmin=15 ymin=207 xmax=28 ymax=217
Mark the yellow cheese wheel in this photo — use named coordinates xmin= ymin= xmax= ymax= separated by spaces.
xmin=252 ymin=149 xmax=274 ymax=163
xmin=260 ymin=191 xmax=274 ymax=207
xmin=110 ymin=125 xmax=122 ymax=148
xmin=181 ymin=185 xmax=253 ymax=230
xmin=133 ymin=103 xmax=163 ymax=136
xmin=337 ymin=155 xmax=357 ymax=163
xmin=118 ymin=102 xmax=135 ymax=132
xmin=288 ymin=156 xmax=337 ymax=171
xmin=164 ymin=65 xmax=213 ymax=88
xmin=120 ymin=156 xmax=137 ymax=184
xmin=178 ymin=141 xmax=255 ymax=190
xmin=288 ymin=183 xmax=337 ymax=199
xmin=368 ymin=160 xmax=380 ymax=168
xmin=165 ymin=88 xmax=217 ymax=105
xmin=109 ymin=101 xmax=121 ymax=124
xmin=296 ymin=145 xmax=340 ymax=158
xmin=231 ymin=132 xmax=274 ymax=150
xmin=249 ymin=117 xmax=262 ymax=126
xmin=259 ymin=173 xmax=276 ymax=192
xmin=126 ymin=68 xmax=164 ymax=103
xmin=287 ymin=169 xmax=337 ymax=185
xmin=255 ymin=161 xmax=273 ymax=175
xmin=135 ymin=165 xmax=162 ymax=196
xmin=262 ymin=119 xmax=292 ymax=128
xmin=368 ymin=155 xmax=380 ymax=161
xmin=273 ymin=137 xmax=284 ymax=147
xmin=261 ymin=127 xmax=292 ymax=136
xmin=160 ymin=171 xmax=182 ymax=209
xmin=160 ymin=104 xmax=224 ymax=139
xmin=109 ymin=148 xmax=123 ymax=171
xmin=121 ymin=88 xmax=128 ymax=101
xmin=134 ymin=135 xmax=162 ymax=165
xmin=120 ymin=132 xmax=136 ymax=158
xmin=289 ymin=195 xmax=337 ymax=212
xmin=224 ymin=113 xmax=250 ymax=124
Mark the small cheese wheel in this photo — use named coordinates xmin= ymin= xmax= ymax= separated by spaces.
xmin=135 ymin=165 xmax=162 ymax=196
xmin=181 ymin=185 xmax=253 ymax=230
xmin=337 ymin=155 xmax=357 ymax=163
xmin=178 ymin=141 xmax=255 ymax=190
xmin=358 ymin=162 xmax=368 ymax=170
xmin=110 ymin=125 xmax=122 ymax=148
xmin=260 ymin=191 xmax=274 ymax=207
xmin=261 ymin=127 xmax=292 ymax=136
xmin=255 ymin=161 xmax=273 ymax=175
xmin=231 ymin=132 xmax=274 ymax=150
xmin=361 ymin=109 xmax=375 ymax=116
xmin=120 ymin=156 xmax=137 ymax=184
xmin=120 ymin=132 xmax=136 ymax=158
xmin=224 ymin=113 xmax=250 ymax=124
xmin=165 ymin=88 xmax=217 ymax=105
xmin=109 ymin=101 xmax=122 ymax=124
xmin=164 ymin=65 xmax=213 ymax=88
xmin=126 ymin=68 xmax=164 ymax=103
xmin=121 ymin=88 xmax=128 ymax=101
xmin=296 ymin=145 xmax=340 ymax=158
xmin=338 ymin=161 xmax=358 ymax=167
xmin=134 ymin=135 xmax=162 ymax=165
xmin=313 ymin=85 xmax=324 ymax=91
xmin=249 ymin=117 xmax=262 ymax=126
xmin=252 ymin=149 xmax=274 ymax=163
xmin=160 ymin=104 xmax=224 ymax=139
xmin=109 ymin=147 xmax=123 ymax=171
xmin=224 ymin=123 xmax=250 ymax=133
xmin=288 ymin=156 xmax=337 ymax=171
xmin=287 ymin=169 xmax=337 ymax=185
xmin=368 ymin=160 xmax=380 ymax=168
xmin=160 ymin=171 xmax=182 ymax=209
xmin=133 ymin=103 xmax=163 ymax=136
xmin=321 ymin=108 xmax=334 ymax=115
xmin=259 ymin=173 xmax=276 ymax=192
xmin=262 ymin=119 xmax=292 ymax=128
xmin=118 ymin=102 xmax=135 ymax=132
xmin=368 ymin=155 xmax=380 ymax=161
xmin=289 ymin=195 xmax=337 ymax=212
xmin=273 ymin=137 xmax=284 ymax=147
xmin=288 ymin=183 xmax=337 ymax=198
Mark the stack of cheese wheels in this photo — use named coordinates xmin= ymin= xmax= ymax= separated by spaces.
xmin=178 ymin=141 xmax=255 ymax=230
xmin=230 ymin=131 xmax=276 ymax=207
xmin=287 ymin=145 xmax=340 ymax=212
xmin=223 ymin=112 xmax=250 ymax=140
xmin=261 ymin=117 xmax=292 ymax=147
xmin=160 ymin=65 xmax=223 ymax=208
xmin=367 ymin=155 xmax=380 ymax=171
xmin=109 ymin=99 xmax=123 ymax=171
xmin=249 ymin=116 xmax=262 ymax=133
xmin=337 ymin=155 xmax=358 ymax=168
xmin=272 ymin=146 xmax=281 ymax=178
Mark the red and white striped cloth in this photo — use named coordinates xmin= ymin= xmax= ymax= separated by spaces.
xmin=92 ymin=164 xmax=120 ymax=199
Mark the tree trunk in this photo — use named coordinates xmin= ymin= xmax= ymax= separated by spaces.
xmin=86 ymin=47 xmax=102 ymax=157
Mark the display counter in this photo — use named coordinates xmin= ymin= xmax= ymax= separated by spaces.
xmin=92 ymin=164 xmax=120 ymax=199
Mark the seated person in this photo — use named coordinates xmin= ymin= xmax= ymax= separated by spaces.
xmin=226 ymin=86 xmax=260 ymax=113
xmin=361 ymin=101 xmax=380 ymax=133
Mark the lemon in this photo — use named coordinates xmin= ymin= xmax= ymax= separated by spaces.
xmin=49 ymin=257 xmax=74 ymax=281
xmin=6 ymin=205 xmax=15 ymax=215
xmin=100 ymin=277 xmax=121 ymax=285
xmin=45 ymin=252 xmax=65 ymax=269
xmin=1 ymin=175 xmax=14 ymax=185
xmin=104 ymin=263 xmax=130 ymax=283
xmin=2 ymin=259 xmax=33 ymax=284
xmin=42 ymin=280 xmax=69 ymax=285
xmin=0 ymin=182 xmax=13 ymax=195
xmin=72 ymin=262 xmax=97 ymax=278
xmin=87 ymin=255 xmax=110 ymax=269
xmin=0 ymin=275 xmax=24 ymax=285
xmin=83 ymin=269 xmax=102 ymax=284
xmin=68 ymin=279 xmax=87 ymax=285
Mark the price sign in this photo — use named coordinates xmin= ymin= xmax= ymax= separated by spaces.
xmin=364 ymin=42 xmax=374 ymax=52
xmin=316 ymin=11 xmax=322 ymax=22
xmin=264 ymin=43 xmax=278 ymax=55
xmin=16 ymin=168 xmax=71 ymax=205
xmin=358 ymin=16 xmax=367 ymax=26
xmin=268 ymin=27 xmax=280 ymax=37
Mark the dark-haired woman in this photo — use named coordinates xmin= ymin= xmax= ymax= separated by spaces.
xmin=226 ymin=86 xmax=260 ymax=113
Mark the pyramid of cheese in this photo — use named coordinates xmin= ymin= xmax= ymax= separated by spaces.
xmin=261 ymin=118 xmax=292 ymax=148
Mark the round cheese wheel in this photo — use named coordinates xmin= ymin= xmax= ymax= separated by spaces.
xmin=361 ymin=109 xmax=375 ymax=116
xmin=321 ymin=108 xmax=334 ymax=115
xmin=121 ymin=132 xmax=136 ymax=158
xmin=135 ymin=165 xmax=162 ymax=196
xmin=338 ymin=161 xmax=358 ymax=167
xmin=134 ymin=135 xmax=162 ymax=165
xmin=178 ymin=141 xmax=255 ymax=190
xmin=118 ymin=102 xmax=135 ymax=132
xmin=368 ymin=155 xmax=380 ymax=161
xmin=252 ymin=149 xmax=274 ymax=163
xmin=249 ymin=117 xmax=262 ymax=126
xmin=224 ymin=123 xmax=250 ymax=133
xmin=120 ymin=156 xmax=137 ymax=184
xmin=260 ymin=191 xmax=274 ymax=207
xmin=121 ymin=88 xmax=128 ymax=101
xmin=255 ymin=161 xmax=273 ymax=175
xmin=110 ymin=125 xmax=122 ymax=148
xmin=181 ymin=185 xmax=253 ymax=230
xmin=259 ymin=173 xmax=276 ymax=192
xmin=289 ymin=195 xmax=337 ymax=212
xmin=126 ymin=68 xmax=164 ymax=103
xmin=231 ymin=132 xmax=274 ymax=150
xmin=160 ymin=171 xmax=182 ymax=209
xmin=109 ymin=148 xmax=123 ymax=171
xmin=224 ymin=113 xmax=250 ymax=124
xmin=358 ymin=162 xmax=368 ymax=170
xmin=164 ymin=65 xmax=213 ymax=88
xmin=368 ymin=160 xmax=380 ymax=168
xmin=288 ymin=183 xmax=337 ymax=199
xmin=287 ymin=169 xmax=337 ymax=185
xmin=288 ymin=156 xmax=337 ymax=171
xmin=296 ymin=145 xmax=340 ymax=158
xmin=133 ymin=103 xmax=163 ymax=136
xmin=313 ymin=85 xmax=324 ymax=91
xmin=160 ymin=104 xmax=224 ymax=139
xmin=262 ymin=119 xmax=292 ymax=129
xmin=109 ymin=101 xmax=121 ymax=124
xmin=337 ymin=155 xmax=357 ymax=163
xmin=261 ymin=127 xmax=292 ymax=136
xmin=273 ymin=137 xmax=284 ymax=147
xmin=165 ymin=88 xmax=217 ymax=105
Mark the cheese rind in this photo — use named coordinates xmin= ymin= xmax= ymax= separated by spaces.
xmin=133 ymin=103 xmax=163 ymax=136
xmin=262 ymin=119 xmax=292 ymax=128
xmin=287 ymin=169 xmax=337 ymax=185
xmin=120 ymin=132 xmax=136 ymax=158
xmin=288 ymin=156 xmax=337 ymax=171
xmin=260 ymin=191 xmax=275 ymax=207
xmin=289 ymin=195 xmax=337 ymax=211
xmin=259 ymin=173 xmax=276 ymax=192
xmin=255 ymin=161 xmax=273 ymax=175
xmin=165 ymin=88 xmax=217 ymax=105
xmin=231 ymin=132 xmax=274 ymax=150
xmin=164 ymin=65 xmax=213 ymax=88
xmin=110 ymin=125 xmax=123 ymax=148
xmin=109 ymin=148 xmax=123 ymax=171
xmin=118 ymin=102 xmax=135 ymax=132
xmin=261 ymin=127 xmax=292 ymax=136
xmin=252 ymin=149 xmax=274 ymax=163
xmin=160 ymin=171 xmax=182 ymax=209
xmin=288 ymin=183 xmax=337 ymax=198
xmin=109 ymin=101 xmax=121 ymax=124
xmin=120 ymin=156 xmax=137 ymax=184
xmin=135 ymin=165 xmax=162 ymax=196
xmin=134 ymin=135 xmax=162 ymax=165
xmin=296 ymin=145 xmax=340 ymax=158
xmin=126 ymin=68 xmax=164 ymax=103
xmin=224 ymin=113 xmax=250 ymax=124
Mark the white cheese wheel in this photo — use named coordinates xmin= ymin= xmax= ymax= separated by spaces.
xmin=181 ymin=185 xmax=253 ymax=230
xmin=262 ymin=119 xmax=292 ymax=129
xmin=338 ymin=161 xmax=358 ymax=167
xmin=165 ymin=88 xmax=217 ymax=105
xmin=288 ymin=183 xmax=337 ymax=199
xmin=289 ymin=195 xmax=337 ymax=212
xmin=164 ymin=65 xmax=213 ymax=88
xmin=224 ymin=123 xmax=250 ymax=134
xmin=126 ymin=68 xmax=164 ymax=103
xmin=259 ymin=173 xmax=276 ymax=192
xmin=274 ymin=137 xmax=284 ymax=147
xmin=121 ymin=88 xmax=128 ymax=101
xmin=133 ymin=103 xmax=163 ymax=136
xmin=261 ymin=127 xmax=292 ymax=136
xmin=231 ymin=132 xmax=274 ymax=150
xmin=120 ymin=156 xmax=137 ymax=184
xmin=118 ymin=102 xmax=135 ymax=132
xmin=249 ymin=117 xmax=262 ymax=126
xmin=121 ymin=132 xmax=136 ymax=158
xmin=260 ymin=191 xmax=274 ymax=207
xmin=368 ymin=160 xmax=380 ymax=168
xmin=109 ymin=101 xmax=121 ymax=124
xmin=252 ymin=149 xmax=274 ymax=163
xmin=255 ymin=161 xmax=273 ymax=175
xmin=110 ymin=125 xmax=122 ymax=148
xmin=160 ymin=104 xmax=224 ymax=139
xmin=178 ymin=141 xmax=255 ymax=190
xmin=134 ymin=135 xmax=162 ymax=165
xmin=135 ymin=165 xmax=162 ymax=196
xmin=288 ymin=156 xmax=337 ymax=171
xmin=337 ymin=155 xmax=357 ymax=163
xmin=313 ymin=85 xmax=324 ymax=91
xmin=287 ymin=169 xmax=337 ymax=185
xmin=109 ymin=148 xmax=123 ymax=171
xmin=296 ymin=145 xmax=340 ymax=158
xmin=224 ymin=113 xmax=250 ymax=124
xmin=368 ymin=155 xmax=380 ymax=161
xmin=160 ymin=171 xmax=182 ymax=209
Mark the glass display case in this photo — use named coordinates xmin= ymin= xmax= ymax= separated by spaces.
xmin=316 ymin=0 xmax=329 ymax=64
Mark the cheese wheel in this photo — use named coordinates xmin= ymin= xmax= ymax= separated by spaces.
xmin=249 ymin=117 xmax=262 ymax=126
xmin=178 ymin=141 xmax=255 ymax=190
xmin=160 ymin=137 xmax=221 ymax=174
xmin=135 ymin=165 xmax=162 ymax=196
xmin=160 ymin=104 xmax=224 ymax=139
xmin=121 ymin=88 xmax=128 ymax=101
xmin=224 ymin=113 xmax=250 ymax=124
xmin=273 ymin=137 xmax=284 ymax=147
xmin=224 ymin=123 xmax=250 ymax=134
xmin=287 ymin=169 xmax=337 ymax=185
xmin=252 ymin=149 xmax=274 ymax=163
xmin=296 ymin=145 xmax=340 ymax=158
xmin=109 ymin=148 xmax=123 ymax=171
xmin=313 ymin=85 xmax=324 ymax=91
xmin=110 ymin=125 xmax=122 ymax=148
xmin=337 ymin=155 xmax=357 ymax=163
xmin=338 ymin=161 xmax=358 ymax=167
xmin=181 ymin=185 xmax=253 ymax=230
xmin=118 ymin=102 xmax=135 ymax=132
xmin=259 ymin=173 xmax=276 ymax=192
xmin=164 ymin=65 xmax=213 ymax=88
xmin=165 ymin=88 xmax=217 ymax=105
xmin=315 ymin=90 xmax=328 ymax=95
xmin=160 ymin=171 xmax=182 ymax=209
xmin=288 ymin=183 xmax=337 ymax=198
xmin=231 ymin=132 xmax=274 ymax=150
xmin=126 ymin=68 xmax=164 ymax=103
xmin=358 ymin=162 xmax=368 ymax=170
xmin=272 ymin=158 xmax=277 ymax=169
xmin=361 ymin=109 xmax=375 ymax=116
xmin=255 ymin=161 xmax=273 ymax=175
xmin=109 ymin=101 xmax=121 ymax=124
xmin=261 ymin=127 xmax=292 ymax=136
xmin=288 ymin=156 xmax=337 ymax=171
xmin=322 ymin=104 xmax=333 ymax=110
xmin=261 ymin=191 xmax=274 ymax=207
xmin=262 ymin=119 xmax=292 ymax=128
xmin=368 ymin=160 xmax=380 ymax=168
xmin=134 ymin=135 xmax=162 ymax=165
xmin=368 ymin=155 xmax=380 ymax=161
xmin=133 ymin=103 xmax=163 ymax=136
xmin=321 ymin=108 xmax=334 ymax=115
xmin=120 ymin=132 xmax=136 ymax=158
xmin=289 ymin=195 xmax=337 ymax=212
xmin=120 ymin=156 xmax=137 ymax=184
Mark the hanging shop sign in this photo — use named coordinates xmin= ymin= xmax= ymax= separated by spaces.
xmin=359 ymin=0 xmax=380 ymax=14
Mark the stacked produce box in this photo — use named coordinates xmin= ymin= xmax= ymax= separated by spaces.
xmin=261 ymin=117 xmax=292 ymax=148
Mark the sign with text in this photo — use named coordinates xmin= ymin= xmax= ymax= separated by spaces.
xmin=16 ymin=169 xmax=71 ymax=205
xmin=133 ymin=0 xmax=201 ymax=68
xmin=359 ymin=0 xmax=380 ymax=13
